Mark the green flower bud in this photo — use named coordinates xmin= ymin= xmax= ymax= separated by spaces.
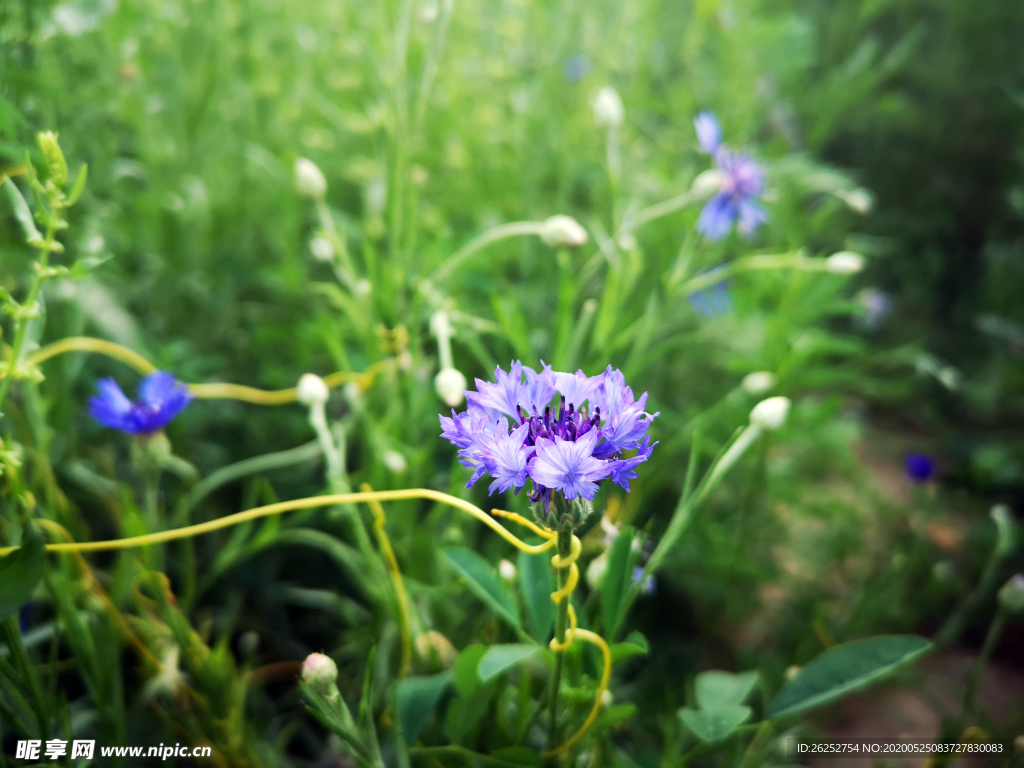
xmin=301 ymin=653 xmax=339 ymax=699
xmin=998 ymin=573 xmax=1024 ymax=614
xmin=37 ymin=131 xmax=67 ymax=187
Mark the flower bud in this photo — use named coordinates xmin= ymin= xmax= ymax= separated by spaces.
xmin=741 ymin=371 xmax=774 ymax=394
xmin=309 ymin=235 xmax=334 ymax=262
xmin=434 ymin=367 xmax=467 ymax=407
xmin=540 ymin=215 xmax=588 ymax=249
xmin=383 ymin=449 xmax=407 ymax=473
xmin=415 ymin=630 xmax=456 ymax=668
xmin=498 ymin=559 xmax=517 ymax=582
xmin=998 ymin=574 xmax=1024 ymax=614
xmin=691 ymin=169 xmax=725 ymax=198
xmin=295 ymin=157 xmax=327 ymax=199
xmin=824 ymin=251 xmax=865 ymax=275
xmin=592 ymin=86 xmax=624 ymax=128
xmin=586 ymin=551 xmax=608 ymax=589
xmin=301 ymin=653 xmax=339 ymax=698
xmin=750 ymin=396 xmax=790 ymax=430
xmin=297 ymin=373 xmax=330 ymax=407
xmin=38 ymin=131 xmax=67 ymax=186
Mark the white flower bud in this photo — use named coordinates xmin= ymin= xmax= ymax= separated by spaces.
xmin=295 ymin=157 xmax=327 ymax=199
xmin=415 ymin=630 xmax=457 ymax=668
xmin=301 ymin=653 xmax=339 ymax=698
xmin=601 ymin=690 xmax=614 ymax=707
xmin=824 ymin=251 xmax=865 ymax=275
xmin=309 ymin=236 xmax=334 ymax=262
xmin=998 ymin=573 xmax=1024 ymax=614
xmin=592 ymin=86 xmax=624 ymax=128
xmin=750 ymin=396 xmax=790 ymax=430
xmin=586 ymin=551 xmax=608 ymax=589
xmin=434 ymin=367 xmax=467 ymax=407
xmin=842 ymin=188 xmax=873 ymax=214
xmin=691 ymin=169 xmax=726 ymax=198
xmin=540 ymin=215 xmax=588 ymax=249
xmin=742 ymin=371 xmax=775 ymax=394
xmin=355 ymin=279 xmax=372 ymax=296
xmin=297 ymin=373 xmax=330 ymax=407
xmin=383 ymin=449 xmax=407 ymax=473
xmin=498 ymin=559 xmax=517 ymax=582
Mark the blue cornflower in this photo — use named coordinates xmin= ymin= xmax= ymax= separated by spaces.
xmin=631 ymin=566 xmax=656 ymax=596
xmin=439 ymin=362 xmax=658 ymax=512
xmin=687 ymin=281 xmax=733 ymax=318
xmin=693 ymin=111 xmax=767 ymax=241
xmin=88 ymin=371 xmax=192 ymax=434
xmin=904 ymin=453 xmax=935 ymax=484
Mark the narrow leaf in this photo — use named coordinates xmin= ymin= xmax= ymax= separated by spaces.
xmin=601 ymin=526 xmax=636 ymax=638
xmin=395 ymin=670 xmax=452 ymax=744
xmin=610 ymin=631 xmax=649 ymax=662
xmin=518 ymin=547 xmax=554 ymax=641
xmin=478 ymin=644 xmax=540 ymax=683
xmin=0 ymin=522 xmax=45 ymax=620
xmin=2 ymin=178 xmax=42 ymax=246
xmin=443 ymin=547 xmax=520 ymax=630
xmin=768 ymin=635 xmax=931 ymax=718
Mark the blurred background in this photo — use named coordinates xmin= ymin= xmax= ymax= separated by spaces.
xmin=1 ymin=0 xmax=1024 ymax=763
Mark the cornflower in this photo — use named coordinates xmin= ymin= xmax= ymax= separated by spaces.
xmin=88 ymin=371 xmax=192 ymax=434
xmin=693 ymin=111 xmax=767 ymax=240
xmin=439 ymin=362 xmax=657 ymax=521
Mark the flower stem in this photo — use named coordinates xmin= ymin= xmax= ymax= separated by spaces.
xmin=546 ymin=528 xmax=573 ymax=751
xmin=431 ymin=221 xmax=547 ymax=282
xmin=0 ymin=238 xmax=52 ymax=414
xmin=963 ymin=608 xmax=1005 ymax=717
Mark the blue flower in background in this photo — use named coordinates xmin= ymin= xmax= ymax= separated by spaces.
xmin=688 ymin=281 xmax=733 ymax=318
xmin=439 ymin=362 xmax=658 ymax=512
xmin=631 ymin=566 xmax=656 ymax=596
xmin=562 ymin=54 xmax=590 ymax=82
xmin=89 ymin=371 xmax=192 ymax=434
xmin=693 ymin=111 xmax=767 ymax=240
xmin=904 ymin=453 xmax=935 ymax=484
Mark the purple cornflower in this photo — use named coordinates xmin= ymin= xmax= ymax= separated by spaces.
xmin=439 ymin=362 xmax=658 ymax=512
xmin=904 ymin=453 xmax=935 ymax=484
xmin=88 ymin=371 xmax=192 ymax=434
xmin=631 ymin=566 xmax=656 ymax=596
xmin=693 ymin=111 xmax=767 ymax=241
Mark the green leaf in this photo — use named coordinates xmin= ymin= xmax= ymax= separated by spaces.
xmin=478 ymin=644 xmax=540 ymax=683
xmin=395 ymin=670 xmax=453 ymax=744
xmin=596 ymin=702 xmax=637 ymax=729
xmin=0 ymin=522 xmax=45 ymax=621
xmin=443 ymin=547 xmax=520 ymax=630
xmin=695 ymin=670 xmax=758 ymax=709
xmin=610 ymin=631 xmax=649 ymax=662
xmin=491 ymin=747 xmax=542 ymax=766
xmin=678 ymin=705 xmax=751 ymax=742
xmin=2 ymin=178 xmax=43 ymax=247
xmin=453 ymin=644 xmax=488 ymax=696
xmin=65 ymin=164 xmax=88 ymax=206
xmin=602 ymin=526 xmax=636 ymax=639
xmin=768 ymin=635 xmax=931 ymax=718
xmin=518 ymin=548 xmax=554 ymax=641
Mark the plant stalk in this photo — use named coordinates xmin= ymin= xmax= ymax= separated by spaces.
xmin=546 ymin=528 xmax=573 ymax=751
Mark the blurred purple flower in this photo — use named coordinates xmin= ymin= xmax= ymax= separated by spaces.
xmin=88 ymin=371 xmax=192 ymax=434
xmin=688 ymin=281 xmax=733 ymax=318
xmin=693 ymin=111 xmax=767 ymax=241
xmin=439 ymin=362 xmax=658 ymax=511
xmin=562 ymin=55 xmax=590 ymax=82
xmin=631 ymin=566 xmax=656 ymax=595
xmin=904 ymin=453 xmax=935 ymax=483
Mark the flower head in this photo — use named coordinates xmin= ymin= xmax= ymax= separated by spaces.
xmin=88 ymin=371 xmax=192 ymax=434
xmin=439 ymin=362 xmax=658 ymax=514
xmin=904 ymin=453 xmax=935 ymax=484
xmin=693 ymin=111 xmax=767 ymax=241
xmin=295 ymin=157 xmax=327 ymax=199
xmin=592 ymin=86 xmax=625 ymax=128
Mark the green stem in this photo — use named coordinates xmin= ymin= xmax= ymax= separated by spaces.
xmin=546 ymin=529 xmax=573 ymax=753
xmin=2 ymin=615 xmax=48 ymax=736
xmin=0 ymin=240 xmax=52 ymax=413
xmin=963 ymin=609 xmax=1005 ymax=717
xmin=431 ymin=222 xmax=547 ymax=282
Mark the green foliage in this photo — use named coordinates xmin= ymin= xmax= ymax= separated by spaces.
xmin=0 ymin=522 xmax=43 ymax=621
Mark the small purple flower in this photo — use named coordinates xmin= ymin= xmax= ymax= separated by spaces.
xmin=904 ymin=453 xmax=935 ymax=484
xmin=687 ymin=281 xmax=733 ymax=318
xmin=693 ymin=111 xmax=767 ymax=241
xmin=438 ymin=362 xmax=658 ymax=509
xmin=563 ymin=54 xmax=590 ymax=82
xmin=631 ymin=566 xmax=656 ymax=596
xmin=88 ymin=371 xmax=192 ymax=434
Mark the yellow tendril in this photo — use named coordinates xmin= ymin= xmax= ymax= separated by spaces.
xmin=550 ymin=535 xmax=581 ymax=604
xmin=490 ymin=508 xmax=557 ymax=540
xmin=362 ymin=483 xmax=413 ymax=679
xmin=541 ymin=629 xmax=612 ymax=758
xmin=0 ymin=489 xmax=553 ymax=555
xmin=25 ymin=337 xmax=157 ymax=375
xmin=548 ymin=603 xmax=578 ymax=653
